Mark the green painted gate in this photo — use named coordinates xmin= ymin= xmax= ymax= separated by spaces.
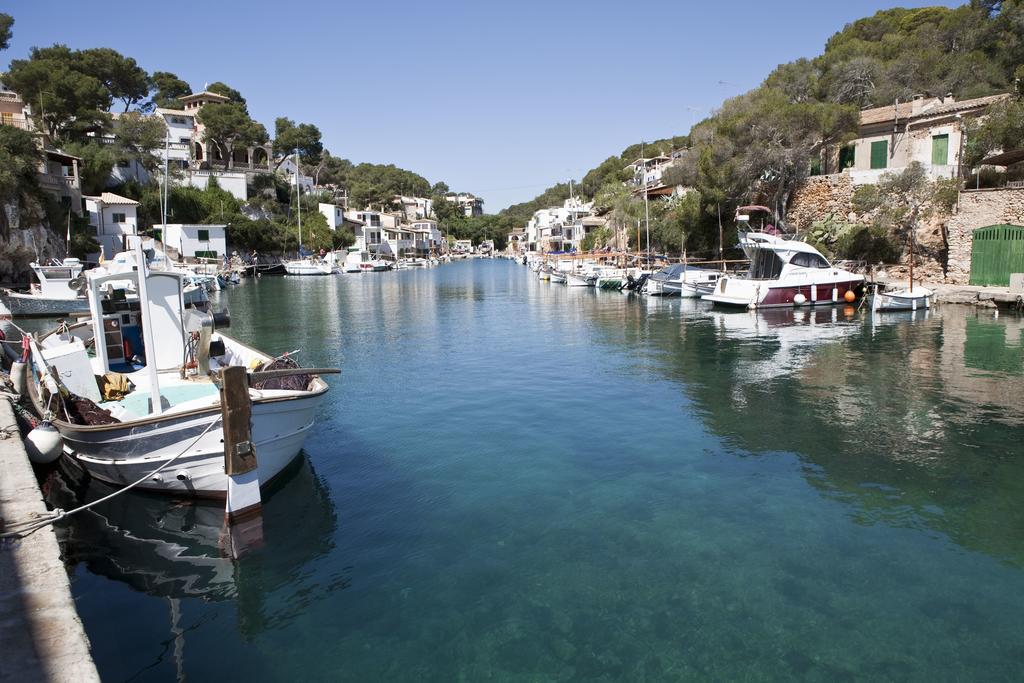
xmin=970 ymin=224 xmax=1024 ymax=286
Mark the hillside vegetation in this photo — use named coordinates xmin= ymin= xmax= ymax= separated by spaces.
xmin=502 ymin=1 xmax=1024 ymax=258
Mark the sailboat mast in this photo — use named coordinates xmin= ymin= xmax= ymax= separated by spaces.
xmin=295 ymin=149 xmax=302 ymax=253
xmin=908 ymin=223 xmax=914 ymax=293
xmin=642 ymin=142 xmax=650 ymax=264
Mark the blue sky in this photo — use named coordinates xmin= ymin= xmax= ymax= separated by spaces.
xmin=4 ymin=0 xmax=960 ymax=211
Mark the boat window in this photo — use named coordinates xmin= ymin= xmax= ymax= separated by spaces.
xmin=789 ymin=252 xmax=830 ymax=269
xmin=749 ymin=249 xmax=784 ymax=279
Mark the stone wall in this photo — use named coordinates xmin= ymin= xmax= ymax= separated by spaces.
xmin=946 ymin=188 xmax=1024 ymax=284
xmin=786 ymin=173 xmax=855 ymax=232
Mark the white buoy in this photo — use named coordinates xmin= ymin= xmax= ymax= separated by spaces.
xmin=794 ymin=293 xmax=807 ymax=306
xmin=25 ymin=420 xmax=63 ymax=464
xmin=9 ymin=360 xmax=27 ymax=397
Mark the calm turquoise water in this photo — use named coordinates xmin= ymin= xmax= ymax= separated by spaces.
xmin=48 ymin=260 xmax=1024 ymax=680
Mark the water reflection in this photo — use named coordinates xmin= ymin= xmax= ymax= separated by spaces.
xmin=48 ymin=455 xmax=340 ymax=623
xmin=595 ymin=301 xmax=1024 ymax=566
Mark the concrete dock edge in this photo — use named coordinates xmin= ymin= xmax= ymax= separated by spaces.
xmin=0 ymin=398 xmax=99 ymax=683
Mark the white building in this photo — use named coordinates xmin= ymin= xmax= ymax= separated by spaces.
xmin=394 ymin=195 xmax=434 ymax=221
xmin=524 ymin=197 xmax=595 ymax=252
xmin=445 ymin=193 xmax=484 ymax=217
xmin=157 ymin=223 xmax=227 ymax=260
xmin=319 ymin=203 xmax=347 ymax=231
xmin=85 ymin=193 xmax=140 ymax=259
xmin=345 ymin=210 xmax=394 ymax=257
xmin=411 ymin=218 xmax=444 ymax=255
xmin=823 ymin=93 xmax=1010 ymax=185
xmin=277 ymin=154 xmax=315 ymax=194
xmin=453 ymin=239 xmax=473 ymax=254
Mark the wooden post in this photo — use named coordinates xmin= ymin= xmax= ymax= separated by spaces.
xmin=219 ymin=365 xmax=263 ymax=555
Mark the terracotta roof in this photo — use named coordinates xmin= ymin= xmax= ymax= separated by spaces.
xmin=859 ymin=93 xmax=1010 ymax=126
xmin=89 ymin=192 xmax=140 ymax=206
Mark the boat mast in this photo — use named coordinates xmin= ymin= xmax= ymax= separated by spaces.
xmin=908 ymin=221 xmax=914 ymax=293
xmin=295 ymin=149 xmax=302 ymax=256
xmin=642 ymin=142 xmax=650 ymax=265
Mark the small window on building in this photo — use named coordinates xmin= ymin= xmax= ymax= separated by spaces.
xmin=931 ymin=134 xmax=949 ymax=166
xmin=197 ymin=229 xmax=210 ymax=241
xmin=112 ymin=213 xmax=126 ymax=223
xmin=870 ymin=140 xmax=888 ymax=170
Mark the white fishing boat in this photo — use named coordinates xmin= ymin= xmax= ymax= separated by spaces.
xmin=871 ymin=222 xmax=932 ymax=312
xmin=0 ymin=258 xmax=89 ymax=317
xmin=549 ymin=270 xmax=568 ymax=284
xmin=284 ymin=255 xmax=337 ymax=275
xmin=703 ymin=207 xmax=862 ymax=309
xmin=872 ymin=285 xmax=932 ymax=312
xmin=23 ymin=246 xmax=335 ymax=497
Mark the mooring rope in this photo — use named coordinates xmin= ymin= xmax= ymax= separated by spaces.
xmin=0 ymin=415 xmax=221 ymax=540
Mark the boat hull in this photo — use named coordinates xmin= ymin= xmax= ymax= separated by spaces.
xmin=872 ymin=287 xmax=932 ymax=312
xmin=0 ymin=292 xmax=89 ymax=317
xmin=566 ymin=273 xmax=596 ymax=287
xmin=704 ymin=277 xmax=864 ymax=308
xmin=57 ymin=388 xmax=326 ymax=497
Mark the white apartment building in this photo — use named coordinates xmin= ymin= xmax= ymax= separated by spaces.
xmin=85 ymin=193 xmax=140 ymax=259
xmin=411 ymin=218 xmax=444 ymax=255
xmin=319 ymin=203 xmax=347 ymax=231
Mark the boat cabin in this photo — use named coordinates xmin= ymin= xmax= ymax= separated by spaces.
xmin=29 ymin=258 xmax=85 ymax=300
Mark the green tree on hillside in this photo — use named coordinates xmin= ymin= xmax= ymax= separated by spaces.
xmin=149 ymin=71 xmax=192 ymax=110
xmin=207 ymin=81 xmax=246 ymax=108
xmin=4 ymin=45 xmax=111 ymax=142
xmin=197 ymin=102 xmax=268 ymax=169
xmin=78 ymin=47 xmax=150 ymax=111
xmin=273 ymin=117 xmax=323 ymax=168
xmin=0 ymin=126 xmax=41 ymax=238
xmin=0 ymin=13 xmax=13 ymax=51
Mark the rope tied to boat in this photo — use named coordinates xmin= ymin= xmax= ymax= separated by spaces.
xmin=0 ymin=416 xmax=222 ymax=539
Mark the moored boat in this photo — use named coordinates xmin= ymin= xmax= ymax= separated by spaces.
xmin=23 ymin=249 xmax=336 ymax=497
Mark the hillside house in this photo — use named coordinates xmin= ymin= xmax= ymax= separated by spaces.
xmin=85 ymin=193 xmax=139 ymax=258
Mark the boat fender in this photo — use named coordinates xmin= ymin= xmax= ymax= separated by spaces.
xmin=9 ymin=359 xmax=27 ymax=397
xmin=794 ymin=293 xmax=807 ymax=306
xmin=123 ymin=339 xmax=132 ymax=359
xmin=844 ymin=290 xmax=856 ymax=303
xmin=25 ymin=420 xmax=63 ymax=464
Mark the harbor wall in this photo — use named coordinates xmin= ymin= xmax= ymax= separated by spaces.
xmin=946 ymin=187 xmax=1024 ymax=285
xmin=786 ymin=173 xmax=856 ymax=232
xmin=0 ymin=399 xmax=99 ymax=683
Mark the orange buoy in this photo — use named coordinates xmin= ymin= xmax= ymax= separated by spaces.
xmin=844 ymin=290 xmax=856 ymax=303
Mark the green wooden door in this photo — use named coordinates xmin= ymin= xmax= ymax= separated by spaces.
xmin=870 ymin=140 xmax=888 ymax=169
xmin=931 ymin=134 xmax=949 ymax=166
xmin=970 ymin=224 xmax=1024 ymax=286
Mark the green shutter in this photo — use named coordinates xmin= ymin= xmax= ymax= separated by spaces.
xmin=970 ymin=224 xmax=1024 ymax=286
xmin=870 ymin=140 xmax=888 ymax=169
xmin=931 ymin=134 xmax=949 ymax=166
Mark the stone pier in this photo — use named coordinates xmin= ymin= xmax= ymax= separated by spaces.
xmin=0 ymin=399 xmax=99 ymax=682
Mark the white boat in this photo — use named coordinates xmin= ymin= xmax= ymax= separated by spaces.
xmin=549 ymin=270 xmax=567 ymax=284
xmin=566 ymin=271 xmax=597 ymax=287
xmin=0 ymin=258 xmax=90 ymax=317
xmin=645 ymin=263 xmax=723 ymax=297
xmin=396 ymin=258 xmax=427 ymax=269
xmin=703 ymin=233 xmax=862 ymax=309
xmin=23 ymin=249 xmax=334 ymax=497
xmin=284 ymin=257 xmax=337 ymax=275
xmin=872 ymin=285 xmax=932 ymax=312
